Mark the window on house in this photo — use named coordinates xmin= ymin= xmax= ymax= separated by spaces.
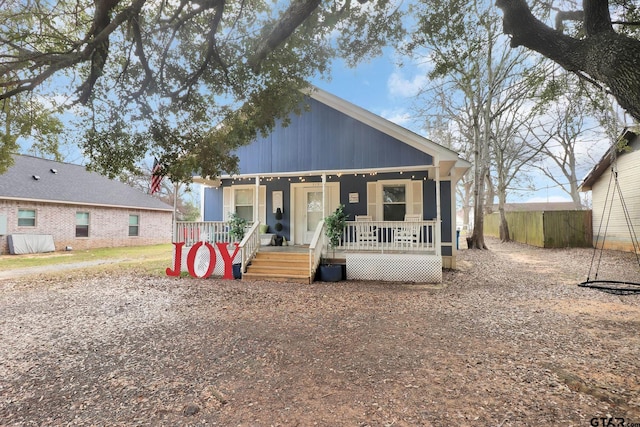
xmin=235 ymin=188 xmax=254 ymax=222
xmin=18 ymin=209 xmax=36 ymax=227
xmin=76 ymin=212 xmax=89 ymax=237
xmin=382 ymin=185 xmax=406 ymax=221
xmin=129 ymin=214 xmax=139 ymax=237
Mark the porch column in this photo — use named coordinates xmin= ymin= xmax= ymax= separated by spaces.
xmin=322 ymin=173 xmax=327 ymax=216
xmin=434 ymin=162 xmax=441 ymax=256
xmin=254 ymin=176 xmax=260 ymax=223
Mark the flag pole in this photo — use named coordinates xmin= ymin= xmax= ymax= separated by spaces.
xmin=173 ymin=180 xmax=179 ymax=243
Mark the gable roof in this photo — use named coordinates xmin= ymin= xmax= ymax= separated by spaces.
xmin=307 ymin=88 xmax=464 ymax=163
xmin=579 ymin=129 xmax=639 ymax=191
xmin=195 ymin=88 xmax=470 ymax=184
xmin=0 ymin=155 xmax=173 ymax=211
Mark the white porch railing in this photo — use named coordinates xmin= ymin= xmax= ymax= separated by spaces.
xmin=175 ymin=221 xmax=231 ymax=247
xmin=309 ymin=220 xmax=327 ymax=278
xmin=340 ymin=220 xmax=439 ymax=254
xmin=175 ymin=219 xmax=439 ymax=263
xmin=175 ymin=221 xmax=261 ymax=274
xmin=239 ymin=221 xmax=260 ymax=274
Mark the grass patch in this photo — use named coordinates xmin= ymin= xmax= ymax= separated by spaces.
xmin=0 ymin=244 xmax=174 ymax=272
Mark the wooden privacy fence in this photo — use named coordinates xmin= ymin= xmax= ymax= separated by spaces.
xmin=484 ymin=210 xmax=593 ymax=248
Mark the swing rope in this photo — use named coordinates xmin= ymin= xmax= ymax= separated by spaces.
xmin=580 ymin=145 xmax=640 ymax=295
xmin=587 ymin=166 xmax=615 ymax=282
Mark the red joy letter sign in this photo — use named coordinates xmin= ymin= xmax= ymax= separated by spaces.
xmin=165 ymin=241 xmax=240 ymax=279
xmin=166 ymin=242 xmax=185 ymax=277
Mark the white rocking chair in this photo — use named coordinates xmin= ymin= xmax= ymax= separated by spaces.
xmin=394 ymin=214 xmax=422 ymax=246
xmin=355 ymin=215 xmax=377 ymax=245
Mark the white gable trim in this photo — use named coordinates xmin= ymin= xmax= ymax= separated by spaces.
xmin=306 ymin=87 xmax=465 ymax=164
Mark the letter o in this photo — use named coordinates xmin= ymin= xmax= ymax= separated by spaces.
xmin=186 ymin=242 xmax=216 ymax=278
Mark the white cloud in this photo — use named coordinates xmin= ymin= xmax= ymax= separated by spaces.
xmin=380 ymin=108 xmax=412 ymax=126
xmin=387 ymin=71 xmax=427 ymax=98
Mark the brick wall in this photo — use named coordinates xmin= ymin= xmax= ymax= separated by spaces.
xmin=0 ymin=200 xmax=172 ymax=254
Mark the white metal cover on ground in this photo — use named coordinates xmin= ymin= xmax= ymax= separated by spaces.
xmin=8 ymin=234 xmax=55 ymax=254
xmin=346 ymin=253 xmax=442 ymax=283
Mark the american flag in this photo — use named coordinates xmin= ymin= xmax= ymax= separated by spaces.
xmin=150 ymin=158 xmax=163 ymax=195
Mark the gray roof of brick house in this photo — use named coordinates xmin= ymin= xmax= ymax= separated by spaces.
xmin=0 ymin=154 xmax=173 ymax=211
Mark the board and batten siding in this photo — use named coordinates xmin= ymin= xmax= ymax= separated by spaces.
xmin=591 ymin=147 xmax=640 ymax=252
xmin=233 ymin=98 xmax=434 ymax=174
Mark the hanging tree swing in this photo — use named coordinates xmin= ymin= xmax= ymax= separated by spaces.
xmin=579 ymin=141 xmax=640 ymax=295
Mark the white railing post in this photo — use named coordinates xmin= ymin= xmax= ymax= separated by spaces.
xmin=341 ymin=220 xmax=438 ymax=253
xmin=239 ymin=221 xmax=260 ymax=273
xmin=309 ymin=220 xmax=326 ymax=278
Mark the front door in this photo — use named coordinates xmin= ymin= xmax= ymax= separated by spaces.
xmin=304 ymin=189 xmax=324 ymax=244
xmin=292 ymin=183 xmax=340 ymax=245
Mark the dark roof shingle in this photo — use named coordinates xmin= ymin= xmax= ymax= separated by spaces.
xmin=0 ymin=155 xmax=173 ymax=211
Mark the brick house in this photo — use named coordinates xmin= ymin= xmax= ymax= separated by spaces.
xmin=0 ymin=155 xmax=173 ymax=254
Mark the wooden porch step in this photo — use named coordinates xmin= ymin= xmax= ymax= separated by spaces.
xmin=242 ymin=251 xmax=312 ymax=284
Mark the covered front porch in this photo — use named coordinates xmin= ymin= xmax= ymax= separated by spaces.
xmin=174 ymin=218 xmax=442 ymax=283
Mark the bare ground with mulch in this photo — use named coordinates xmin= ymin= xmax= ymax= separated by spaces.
xmin=1 ymin=237 xmax=639 ymax=426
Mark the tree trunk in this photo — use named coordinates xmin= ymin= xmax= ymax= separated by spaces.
xmin=469 ymin=157 xmax=488 ymax=249
xmin=499 ymin=209 xmax=510 ymax=242
xmin=484 ymin=173 xmax=495 ymax=214
xmin=498 ymin=192 xmax=511 ymax=242
xmin=468 ymin=111 xmax=490 ymax=250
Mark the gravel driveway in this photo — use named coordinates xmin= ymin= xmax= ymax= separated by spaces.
xmin=1 ymin=237 xmax=639 ymax=426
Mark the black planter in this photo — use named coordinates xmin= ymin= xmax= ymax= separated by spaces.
xmin=319 ymin=264 xmax=342 ymax=282
xmin=274 ymin=236 xmax=284 ymax=246
xmin=232 ymin=263 xmax=242 ymax=279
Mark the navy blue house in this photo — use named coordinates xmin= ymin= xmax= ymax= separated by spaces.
xmin=194 ymin=88 xmax=470 ymax=280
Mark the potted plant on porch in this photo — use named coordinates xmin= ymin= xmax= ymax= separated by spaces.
xmin=228 ymin=212 xmax=247 ymax=279
xmin=274 ymin=208 xmax=284 ymax=246
xmin=318 ymin=204 xmax=347 ymax=282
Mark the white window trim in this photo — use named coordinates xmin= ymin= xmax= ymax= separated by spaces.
xmin=368 ymin=179 xmax=423 ymax=220
xmin=128 ymin=214 xmax=140 ymax=237
xmin=76 ymin=211 xmax=90 ymax=238
xmin=223 ymin=184 xmax=266 ymax=223
xmin=17 ymin=209 xmax=36 ymax=227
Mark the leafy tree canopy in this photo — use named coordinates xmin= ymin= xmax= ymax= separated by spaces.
xmin=0 ymin=0 xmax=402 ymax=178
